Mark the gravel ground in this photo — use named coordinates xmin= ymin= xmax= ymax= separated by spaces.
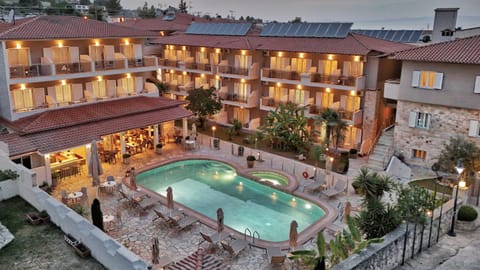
xmin=0 ymin=197 xmax=104 ymax=270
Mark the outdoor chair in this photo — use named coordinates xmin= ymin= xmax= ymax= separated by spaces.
xmin=61 ymin=190 xmax=69 ymax=205
xmin=304 ymin=172 xmax=327 ymax=193
xmin=321 ymin=178 xmax=346 ymax=198
xmin=221 ymin=238 xmax=249 ymax=258
xmin=168 ymin=215 xmax=198 ymax=232
xmin=80 ymin=187 xmax=88 ymax=204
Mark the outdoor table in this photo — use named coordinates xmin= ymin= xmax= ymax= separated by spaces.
xmin=185 ymin=139 xmax=195 ymax=150
xmin=68 ymin=191 xmax=83 ymax=203
xmin=100 ymin=181 xmax=116 ymax=193
xmin=103 ymin=214 xmax=115 ymax=231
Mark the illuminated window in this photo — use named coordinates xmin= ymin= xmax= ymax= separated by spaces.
xmin=411 ymin=71 xmax=443 ymax=90
xmin=412 ymin=149 xmax=427 ymax=160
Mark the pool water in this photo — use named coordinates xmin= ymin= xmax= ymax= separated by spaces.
xmin=250 ymin=171 xmax=289 ymax=186
xmin=136 ymin=159 xmax=325 ymax=242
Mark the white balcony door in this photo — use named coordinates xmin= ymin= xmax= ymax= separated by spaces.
xmin=235 ymin=55 xmax=252 ymax=69
xmin=270 ymin=56 xmax=290 ymax=70
xmin=291 ymin=58 xmax=311 ymax=73
xmin=289 ymin=89 xmax=305 ymax=105
xmin=233 ymin=107 xmax=249 ymax=124
xmin=343 ymin=61 xmax=363 ymax=77
xmin=7 ymin=48 xmax=31 ymax=66
xmin=318 ymin=60 xmax=338 ymax=76
xmin=92 ymin=80 xmax=106 ymax=98
xmin=11 ymin=88 xmax=33 ymax=111
xmin=318 ymin=92 xmax=334 ymax=109
xmin=234 ymin=83 xmax=250 ymax=100
xmin=54 ymin=84 xmax=72 ymax=104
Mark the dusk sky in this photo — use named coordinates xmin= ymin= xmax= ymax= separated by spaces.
xmin=121 ymin=0 xmax=480 ymax=30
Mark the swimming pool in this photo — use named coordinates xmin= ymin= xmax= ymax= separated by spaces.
xmin=249 ymin=171 xmax=289 ymax=186
xmin=136 ymin=159 xmax=325 ymax=242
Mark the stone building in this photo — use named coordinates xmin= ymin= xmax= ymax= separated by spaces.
xmin=387 ymin=35 xmax=480 ymax=167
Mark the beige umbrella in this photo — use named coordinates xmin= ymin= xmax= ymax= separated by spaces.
xmin=130 ymin=167 xmax=138 ymax=191
xmin=343 ymin=201 xmax=352 ymax=223
xmin=88 ymin=140 xmax=103 ymax=186
xmin=152 ymin=237 xmax=159 ymax=264
xmin=166 ymin=187 xmax=174 ymax=214
xmin=191 ymin=123 xmax=197 ymax=138
xmin=289 ymin=220 xmax=298 ymax=250
xmin=217 ymin=208 xmax=224 ymax=233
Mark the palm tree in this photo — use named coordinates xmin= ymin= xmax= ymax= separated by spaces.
xmin=315 ymin=109 xmax=347 ymax=149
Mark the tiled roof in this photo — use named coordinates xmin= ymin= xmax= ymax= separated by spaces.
xmin=0 ymin=96 xmax=193 ymax=156
xmin=117 ymin=13 xmax=208 ymax=32
xmin=390 ymin=35 xmax=480 ymax=64
xmin=0 ymin=15 xmax=157 ymax=40
xmin=152 ymin=32 xmax=413 ymax=55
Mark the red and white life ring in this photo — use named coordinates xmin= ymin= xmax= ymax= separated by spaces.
xmin=302 ymin=171 xmax=309 ymax=179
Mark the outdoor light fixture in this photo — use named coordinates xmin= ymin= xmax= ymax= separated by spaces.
xmin=211 ymin=126 xmax=216 ymax=138
xmin=448 ymin=159 xmax=464 ymax=237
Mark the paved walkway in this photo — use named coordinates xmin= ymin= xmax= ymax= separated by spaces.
xmin=396 ymin=221 xmax=480 ymax=270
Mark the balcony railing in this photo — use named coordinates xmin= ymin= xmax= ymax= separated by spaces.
xmin=218 ymin=65 xmax=249 ymax=76
xmin=184 ymin=62 xmax=212 ymax=71
xmin=310 ymin=73 xmax=358 ymax=87
xmin=220 ymin=93 xmax=248 ymax=103
xmin=384 ymin=79 xmax=400 ymax=100
xmin=9 ymin=64 xmax=53 ymax=78
xmin=261 ymin=68 xmax=301 ymax=81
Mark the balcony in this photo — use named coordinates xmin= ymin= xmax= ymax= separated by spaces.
xmin=217 ymin=62 xmax=259 ymax=80
xmin=305 ymin=105 xmax=363 ymax=125
xmin=384 ymin=79 xmax=400 ymax=100
xmin=10 ymin=64 xmax=54 ymax=78
xmin=261 ymin=68 xmax=365 ymax=91
xmin=219 ymin=90 xmax=259 ymax=108
xmin=261 ymin=68 xmax=301 ymax=81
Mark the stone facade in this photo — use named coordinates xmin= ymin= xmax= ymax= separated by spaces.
xmin=363 ymin=90 xmax=380 ymax=146
xmin=394 ymin=100 xmax=480 ymax=168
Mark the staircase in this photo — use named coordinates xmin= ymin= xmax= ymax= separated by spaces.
xmin=366 ymin=127 xmax=394 ymax=171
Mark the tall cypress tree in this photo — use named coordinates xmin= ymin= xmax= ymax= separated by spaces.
xmin=91 ymin=198 xmax=104 ymax=232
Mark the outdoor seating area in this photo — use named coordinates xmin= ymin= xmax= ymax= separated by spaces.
xmin=48 ymin=134 xmax=362 ymax=269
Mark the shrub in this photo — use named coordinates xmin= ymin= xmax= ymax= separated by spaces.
xmin=156 ymin=143 xmax=163 ymax=148
xmin=458 ymin=205 xmax=478 ymax=221
xmin=246 ymin=155 xmax=256 ymax=161
xmin=122 ymin=153 xmax=131 ymax=159
xmin=0 ymin=169 xmax=19 ymax=181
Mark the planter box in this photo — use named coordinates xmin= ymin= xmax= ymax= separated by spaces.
xmin=457 ymin=220 xmax=478 ymax=232
xmin=26 ymin=212 xmax=42 ymax=225
xmin=64 ymin=234 xmax=91 ymax=258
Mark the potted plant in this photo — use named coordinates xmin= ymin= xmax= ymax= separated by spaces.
xmin=156 ymin=143 xmax=163 ymax=154
xmin=456 ymin=205 xmax=478 ymax=231
xmin=246 ymin=155 xmax=256 ymax=168
xmin=38 ymin=210 xmax=50 ymax=223
xmin=122 ymin=153 xmax=131 ymax=164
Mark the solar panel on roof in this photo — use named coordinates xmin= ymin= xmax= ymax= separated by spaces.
xmin=185 ymin=22 xmax=252 ymax=36
xmin=260 ymin=22 xmax=353 ymax=38
xmin=352 ymin=29 xmax=424 ymax=43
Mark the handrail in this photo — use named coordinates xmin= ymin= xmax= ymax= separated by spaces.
xmin=366 ymin=124 xmax=395 ymax=165
xmin=252 ymin=231 xmax=260 ymax=244
xmin=244 ymin=228 xmax=252 ymax=241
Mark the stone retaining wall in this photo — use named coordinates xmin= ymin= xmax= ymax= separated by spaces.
xmin=332 ymin=199 xmax=457 ymax=270
xmin=0 ymin=152 xmax=149 ymax=270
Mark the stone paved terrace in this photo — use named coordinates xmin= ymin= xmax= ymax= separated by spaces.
xmin=51 ymin=137 xmax=366 ymax=269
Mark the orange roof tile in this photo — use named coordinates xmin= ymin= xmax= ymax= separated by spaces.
xmin=391 ymin=35 xmax=480 ymax=64
xmin=0 ymin=96 xmax=193 ymax=156
xmin=0 ymin=15 xmax=157 ymax=40
xmin=152 ymin=32 xmax=413 ymax=55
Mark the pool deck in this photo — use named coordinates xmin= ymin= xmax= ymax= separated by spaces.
xmin=52 ymin=139 xmax=367 ymax=269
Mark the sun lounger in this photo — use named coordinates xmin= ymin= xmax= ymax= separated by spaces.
xmin=321 ymin=178 xmax=346 ymax=198
xmin=200 ymin=231 xmax=230 ymax=246
xmin=304 ymin=173 xmax=327 ymax=192
xmin=152 ymin=208 xmax=169 ymax=223
xmin=134 ymin=197 xmax=160 ymax=210
xmin=267 ymin=247 xmax=286 ymax=265
xmin=169 ymin=215 xmax=198 ymax=232
xmin=220 ymin=238 xmax=249 ymax=257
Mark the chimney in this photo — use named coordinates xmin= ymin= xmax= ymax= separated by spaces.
xmin=432 ymin=8 xmax=459 ymax=43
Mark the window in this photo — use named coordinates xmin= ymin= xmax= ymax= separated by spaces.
xmin=411 ymin=71 xmax=443 ymax=90
xmin=408 ymin=112 xmax=431 ymax=129
xmin=474 ymin=76 xmax=480 ymax=94
xmin=412 ymin=149 xmax=427 ymax=160
xmin=469 ymin=120 xmax=480 ymax=137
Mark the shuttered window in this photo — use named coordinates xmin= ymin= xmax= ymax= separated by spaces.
xmin=411 ymin=71 xmax=443 ymax=90
xmin=408 ymin=112 xmax=431 ymax=129
xmin=474 ymin=76 xmax=480 ymax=94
